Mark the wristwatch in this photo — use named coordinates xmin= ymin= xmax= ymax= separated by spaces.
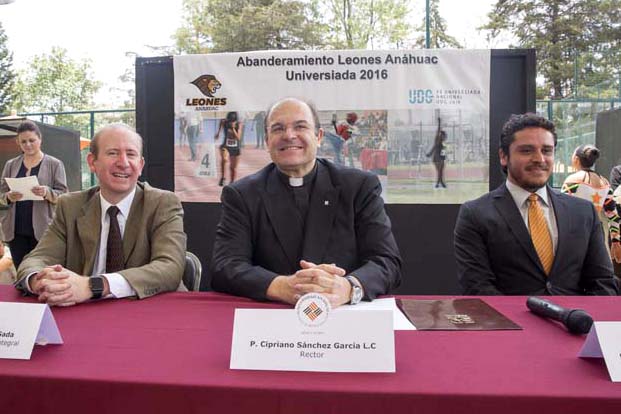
xmin=89 ymin=276 xmax=105 ymax=300
xmin=345 ymin=275 xmax=363 ymax=305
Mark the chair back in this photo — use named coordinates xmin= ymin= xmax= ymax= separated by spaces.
xmin=183 ymin=251 xmax=202 ymax=291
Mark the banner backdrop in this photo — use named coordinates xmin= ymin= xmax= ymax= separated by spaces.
xmin=173 ymin=49 xmax=490 ymax=203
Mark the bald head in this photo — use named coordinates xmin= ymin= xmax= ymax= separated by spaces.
xmin=264 ymin=98 xmax=321 ymax=136
xmin=90 ymin=124 xmax=143 ymax=158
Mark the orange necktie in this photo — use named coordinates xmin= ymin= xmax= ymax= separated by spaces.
xmin=528 ymin=193 xmax=554 ymax=275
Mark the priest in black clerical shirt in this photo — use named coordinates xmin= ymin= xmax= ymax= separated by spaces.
xmin=211 ymin=98 xmax=402 ymax=307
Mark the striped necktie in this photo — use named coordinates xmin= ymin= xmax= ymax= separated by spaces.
xmin=527 ymin=193 xmax=554 ymax=275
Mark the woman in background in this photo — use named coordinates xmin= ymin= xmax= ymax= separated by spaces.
xmin=427 ymin=117 xmax=447 ymax=189
xmin=0 ymin=120 xmax=68 ymax=268
xmin=215 ymin=112 xmax=242 ymax=186
xmin=561 ymin=144 xmax=621 ymax=263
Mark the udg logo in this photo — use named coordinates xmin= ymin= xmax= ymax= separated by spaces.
xmin=409 ymin=89 xmax=433 ymax=104
xmin=186 ymin=74 xmax=227 ymax=107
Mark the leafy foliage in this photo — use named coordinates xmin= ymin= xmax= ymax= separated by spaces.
xmin=324 ymin=0 xmax=412 ymax=49
xmin=174 ymin=0 xmax=325 ymax=53
xmin=412 ymin=0 xmax=462 ymax=49
xmin=13 ymin=47 xmax=101 ymax=132
xmin=480 ymin=0 xmax=621 ymax=99
xmin=0 ymin=22 xmax=16 ymax=114
xmin=14 ymin=47 xmax=101 ymax=113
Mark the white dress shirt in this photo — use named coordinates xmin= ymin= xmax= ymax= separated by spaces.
xmin=94 ymin=189 xmax=137 ymax=298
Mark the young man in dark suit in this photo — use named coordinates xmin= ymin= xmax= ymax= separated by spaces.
xmin=211 ymin=98 xmax=402 ymax=307
xmin=454 ymin=113 xmax=618 ymax=295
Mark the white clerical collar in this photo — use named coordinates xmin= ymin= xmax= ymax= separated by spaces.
xmin=99 ymin=187 xmax=137 ymax=219
xmin=289 ymin=177 xmax=304 ymax=187
xmin=276 ymin=162 xmax=318 ymax=188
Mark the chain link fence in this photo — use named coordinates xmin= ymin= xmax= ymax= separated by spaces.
xmin=18 ymin=109 xmax=135 ymax=190
xmin=19 ymin=100 xmax=621 ymax=191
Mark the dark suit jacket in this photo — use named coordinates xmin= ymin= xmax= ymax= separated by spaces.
xmin=16 ymin=182 xmax=187 ymax=298
xmin=454 ymin=184 xmax=618 ymax=295
xmin=211 ymin=159 xmax=402 ymax=301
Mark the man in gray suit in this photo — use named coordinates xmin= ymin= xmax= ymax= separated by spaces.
xmin=211 ymin=97 xmax=401 ymax=307
xmin=16 ymin=124 xmax=187 ymax=306
xmin=454 ymin=113 xmax=618 ymax=295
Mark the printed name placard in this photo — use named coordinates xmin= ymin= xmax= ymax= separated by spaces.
xmin=0 ymin=302 xmax=63 ymax=360
xmin=230 ymin=294 xmax=394 ymax=372
xmin=578 ymin=321 xmax=621 ymax=382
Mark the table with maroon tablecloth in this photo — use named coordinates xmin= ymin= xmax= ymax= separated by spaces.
xmin=0 ymin=285 xmax=619 ymax=414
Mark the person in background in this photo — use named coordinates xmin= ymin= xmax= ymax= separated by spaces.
xmin=427 ymin=117 xmax=447 ymax=189
xmin=609 ymin=164 xmax=621 ymax=191
xmin=254 ymin=111 xmax=265 ymax=149
xmin=0 ymin=120 xmax=68 ymax=269
xmin=186 ymin=112 xmax=202 ymax=162
xmin=561 ymin=144 xmax=621 ymax=264
xmin=0 ymin=241 xmax=15 ymax=284
xmin=178 ymin=116 xmax=188 ymax=148
xmin=215 ymin=112 xmax=243 ymax=186
xmin=333 ymin=112 xmax=358 ymax=166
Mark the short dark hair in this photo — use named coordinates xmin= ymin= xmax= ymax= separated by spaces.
xmin=499 ymin=113 xmax=557 ymax=155
xmin=90 ymin=124 xmax=143 ymax=157
xmin=264 ymin=97 xmax=321 ymax=136
xmin=574 ymin=144 xmax=600 ymax=169
xmin=16 ymin=120 xmax=42 ymax=139
xmin=499 ymin=113 xmax=557 ymax=174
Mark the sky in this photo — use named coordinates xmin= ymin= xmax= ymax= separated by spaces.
xmin=0 ymin=0 xmax=501 ymax=108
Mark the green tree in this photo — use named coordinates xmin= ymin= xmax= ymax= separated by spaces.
xmin=0 ymin=22 xmax=16 ymax=114
xmin=14 ymin=47 xmax=101 ymax=113
xmin=481 ymin=0 xmax=621 ymax=99
xmin=324 ymin=0 xmax=411 ymax=49
xmin=14 ymin=47 xmax=101 ymax=132
xmin=412 ymin=0 xmax=462 ymax=49
xmin=174 ymin=0 xmax=325 ymax=53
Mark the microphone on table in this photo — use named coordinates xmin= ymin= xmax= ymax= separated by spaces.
xmin=526 ymin=297 xmax=593 ymax=334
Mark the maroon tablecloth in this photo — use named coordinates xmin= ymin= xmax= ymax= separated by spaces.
xmin=0 ymin=285 xmax=619 ymax=413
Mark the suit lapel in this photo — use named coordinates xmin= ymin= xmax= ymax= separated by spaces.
xmin=76 ymin=191 xmax=102 ymax=275
xmin=547 ymin=187 xmax=567 ymax=276
xmin=261 ymin=168 xmax=304 ymax=270
xmin=302 ymin=163 xmax=339 ymax=263
xmin=493 ymin=184 xmax=545 ymax=273
xmin=122 ymin=184 xmax=144 ymax=265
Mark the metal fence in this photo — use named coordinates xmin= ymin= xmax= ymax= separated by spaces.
xmin=536 ymin=99 xmax=620 ymax=186
xmin=18 ymin=100 xmax=621 ymax=190
xmin=18 ymin=109 xmax=135 ymax=190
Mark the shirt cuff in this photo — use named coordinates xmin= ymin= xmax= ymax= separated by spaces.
xmin=25 ymin=272 xmax=38 ymax=293
xmin=102 ymin=273 xmax=136 ymax=298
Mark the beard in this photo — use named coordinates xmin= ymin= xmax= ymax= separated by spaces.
xmin=508 ymin=162 xmax=551 ymax=192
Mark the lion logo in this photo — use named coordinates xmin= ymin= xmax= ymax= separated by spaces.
xmin=191 ymin=74 xmax=222 ymax=97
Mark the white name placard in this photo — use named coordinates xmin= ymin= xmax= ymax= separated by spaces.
xmin=578 ymin=321 xmax=621 ymax=382
xmin=0 ymin=302 xmax=63 ymax=360
xmin=230 ymin=307 xmax=395 ymax=372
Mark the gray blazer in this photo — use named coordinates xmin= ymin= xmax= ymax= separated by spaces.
xmin=0 ymin=154 xmax=68 ymax=241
